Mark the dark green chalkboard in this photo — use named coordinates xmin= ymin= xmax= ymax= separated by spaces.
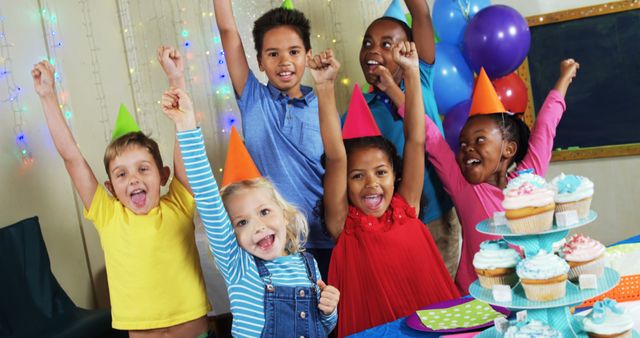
xmin=525 ymin=2 xmax=640 ymax=160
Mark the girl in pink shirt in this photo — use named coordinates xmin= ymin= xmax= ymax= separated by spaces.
xmin=419 ymin=59 xmax=580 ymax=293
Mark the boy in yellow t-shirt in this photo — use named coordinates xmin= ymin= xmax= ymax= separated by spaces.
xmin=32 ymin=60 xmax=210 ymax=338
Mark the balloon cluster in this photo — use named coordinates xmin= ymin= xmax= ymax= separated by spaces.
xmin=432 ymin=1 xmax=530 ymax=151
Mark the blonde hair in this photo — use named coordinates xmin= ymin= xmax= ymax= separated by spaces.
xmin=220 ymin=177 xmax=308 ymax=254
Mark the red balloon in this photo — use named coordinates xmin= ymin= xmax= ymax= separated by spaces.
xmin=491 ymin=73 xmax=528 ymax=113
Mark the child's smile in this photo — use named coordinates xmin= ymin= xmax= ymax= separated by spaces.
xmin=107 ymin=145 xmax=167 ymax=215
xmin=225 ymin=186 xmax=288 ymax=260
xmin=347 ymin=147 xmax=395 ymax=218
xmin=359 ymin=19 xmax=408 ymax=87
xmin=259 ymin=26 xmax=309 ymax=98
xmin=456 ymin=116 xmax=515 ymax=187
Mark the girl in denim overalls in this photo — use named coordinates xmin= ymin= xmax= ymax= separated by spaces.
xmin=161 ymin=88 xmax=340 ymax=338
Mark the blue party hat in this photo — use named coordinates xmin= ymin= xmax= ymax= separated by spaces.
xmin=383 ymin=0 xmax=408 ymax=25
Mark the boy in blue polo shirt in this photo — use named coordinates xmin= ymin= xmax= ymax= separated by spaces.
xmin=212 ymin=1 xmax=333 ymax=276
xmin=353 ymin=0 xmax=459 ymax=276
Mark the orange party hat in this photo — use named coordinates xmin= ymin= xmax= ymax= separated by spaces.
xmin=468 ymin=67 xmax=506 ymax=116
xmin=222 ymin=127 xmax=261 ymax=187
xmin=342 ymin=84 xmax=381 ymax=139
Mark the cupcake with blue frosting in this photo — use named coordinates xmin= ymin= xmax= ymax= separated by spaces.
xmin=473 ymin=239 xmax=522 ymax=289
xmin=517 ymin=250 xmax=569 ymax=301
xmin=582 ymin=299 xmax=633 ymax=338
xmin=550 ymin=173 xmax=594 ymax=219
xmin=503 ymin=319 xmax=562 ymax=338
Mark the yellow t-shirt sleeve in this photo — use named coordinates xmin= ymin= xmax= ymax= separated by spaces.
xmin=164 ymin=178 xmax=196 ymax=219
xmin=83 ymin=185 xmax=116 ymax=231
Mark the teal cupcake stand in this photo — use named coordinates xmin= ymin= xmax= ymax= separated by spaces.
xmin=469 ymin=211 xmax=639 ymax=337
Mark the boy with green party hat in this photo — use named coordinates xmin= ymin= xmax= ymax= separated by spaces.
xmin=32 ymin=61 xmax=211 ymax=337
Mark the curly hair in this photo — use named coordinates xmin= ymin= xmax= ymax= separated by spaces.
xmin=220 ymin=177 xmax=308 ymax=254
xmin=367 ymin=16 xmax=413 ymax=41
xmin=252 ymin=7 xmax=311 ymax=62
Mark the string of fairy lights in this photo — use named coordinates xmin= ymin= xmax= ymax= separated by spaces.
xmin=0 ymin=10 xmax=32 ymax=165
xmin=79 ymin=0 xmax=112 ymax=144
xmin=1 ymin=0 xmax=390 ymax=167
xmin=40 ymin=0 xmax=75 ymax=134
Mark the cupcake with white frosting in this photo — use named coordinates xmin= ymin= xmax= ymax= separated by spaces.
xmin=517 ymin=250 xmax=569 ymax=301
xmin=503 ymin=172 xmax=555 ymax=234
xmin=550 ymin=173 xmax=594 ymax=219
xmin=561 ymin=234 xmax=606 ymax=281
xmin=582 ymin=299 xmax=634 ymax=338
xmin=504 ymin=320 xmax=562 ymax=338
xmin=473 ymin=239 xmax=522 ymax=289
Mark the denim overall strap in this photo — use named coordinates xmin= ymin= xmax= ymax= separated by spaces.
xmin=259 ymin=254 xmax=326 ymax=338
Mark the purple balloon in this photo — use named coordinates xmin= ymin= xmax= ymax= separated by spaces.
xmin=443 ymin=100 xmax=471 ymax=154
xmin=463 ymin=5 xmax=531 ymax=79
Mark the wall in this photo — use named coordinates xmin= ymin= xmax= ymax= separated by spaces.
xmin=0 ymin=0 xmax=637 ymax=314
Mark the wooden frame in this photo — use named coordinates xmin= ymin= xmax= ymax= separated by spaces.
xmin=516 ymin=0 xmax=640 ymax=162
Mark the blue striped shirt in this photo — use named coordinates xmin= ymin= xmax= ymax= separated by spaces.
xmin=177 ymin=128 xmax=337 ymax=337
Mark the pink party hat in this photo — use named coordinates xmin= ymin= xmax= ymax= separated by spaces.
xmin=342 ymin=84 xmax=381 ymax=139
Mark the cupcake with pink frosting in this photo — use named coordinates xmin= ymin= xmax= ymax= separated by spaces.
xmin=502 ymin=171 xmax=556 ymax=234
xmin=562 ymin=234 xmax=606 ymax=281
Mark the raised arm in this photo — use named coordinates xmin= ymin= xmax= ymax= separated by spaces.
xmin=405 ymin=0 xmax=435 ymax=64
xmin=162 ymin=87 xmax=248 ymax=284
xmin=307 ymin=50 xmax=348 ymax=239
xmin=516 ymin=59 xmax=578 ymax=177
xmin=213 ymin=0 xmax=250 ymax=95
xmin=32 ymin=61 xmax=97 ymax=209
xmin=394 ymin=42 xmax=425 ymax=210
xmin=158 ymin=46 xmax=191 ymax=194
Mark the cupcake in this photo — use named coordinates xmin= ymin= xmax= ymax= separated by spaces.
xmin=517 ymin=250 xmax=569 ymax=301
xmin=551 ymin=173 xmax=594 ymax=219
xmin=503 ymin=172 xmax=555 ymax=234
xmin=504 ymin=320 xmax=562 ymax=338
xmin=473 ymin=239 xmax=521 ymax=289
xmin=582 ymin=299 xmax=633 ymax=338
xmin=561 ymin=234 xmax=606 ymax=281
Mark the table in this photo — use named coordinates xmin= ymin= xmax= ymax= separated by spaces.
xmin=348 ymin=234 xmax=640 ymax=337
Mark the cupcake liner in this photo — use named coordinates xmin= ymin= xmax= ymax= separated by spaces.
xmin=568 ymin=256 xmax=605 ymax=281
xmin=521 ymin=279 xmax=567 ymax=301
xmin=555 ymin=197 xmax=592 ymax=219
xmin=587 ymin=330 xmax=632 ymax=338
xmin=506 ymin=210 xmax=554 ymax=234
xmin=478 ymin=272 xmax=519 ymax=289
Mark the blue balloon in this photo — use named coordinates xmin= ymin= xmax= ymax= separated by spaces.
xmin=433 ymin=0 xmax=491 ymax=45
xmin=433 ymin=42 xmax=474 ymax=116
xmin=443 ymin=100 xmax=471 ymax=154
xmin=463 ymin=5 xmax=531 ymax=79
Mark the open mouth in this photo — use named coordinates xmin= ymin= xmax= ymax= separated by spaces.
xmin=277 ymin=71 xmax=294 ymax=81
xmin=362 ymin=194 xmax=383 ymax=210
xmin=464 ymin=158 xmax=481 ymax=168
xmin=130 ymin=189 xmax=147 ymax=208
xmin=257 ymin=234 xmax=275 ymax=251
xmin=365 ymin=59 xmax=381 ymax=72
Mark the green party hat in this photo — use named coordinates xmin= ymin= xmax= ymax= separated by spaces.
xmin=111 ymin=104 xmax=140 ymax=140
xmin=282 ymin=0 xmax=294 ymax=10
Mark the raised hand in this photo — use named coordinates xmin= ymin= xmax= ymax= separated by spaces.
xmin=317 ymin=280 xmax=340 ymax=315
xmin=369 ymin=64 xmax=399 ymax=93
xmin=157 ymin=45 xmax=184 ymax=81
xmin=555 ymin=58 xmax=580 ymax=97
xmin=559 ymin=58 xmax=579 ymax=83
xmin=307 ymin=49 xmax=341 ymax=86
xmin=31 ymin=61 xmax=56 ymax=98
xmin=392 ymin=41 xmax=419 ymax=72
xmin=161 ymin=87 xmax=195 ymax=131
